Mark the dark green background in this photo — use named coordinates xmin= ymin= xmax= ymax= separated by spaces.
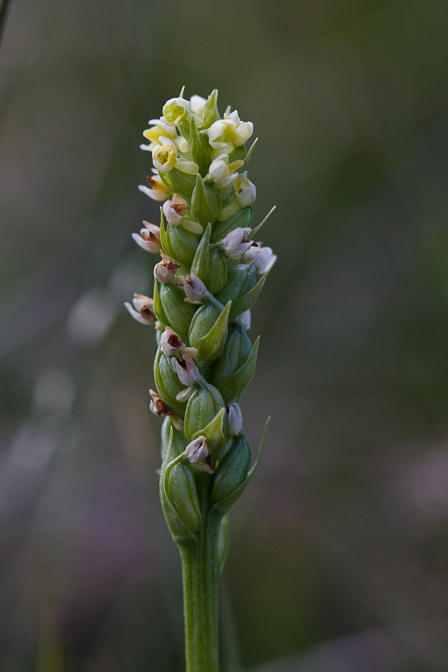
xmin=1 ymin=1 xmax=448 ymax=670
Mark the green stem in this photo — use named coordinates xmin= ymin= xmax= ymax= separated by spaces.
xmin=179 ymin=479 xmax=223 ymax=672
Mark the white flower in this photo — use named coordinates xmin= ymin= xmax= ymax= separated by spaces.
xmin=160 ymin=327 xmax=198 ymax=359
xmin=244 ymin=244 xmax=277 ymax=274
xmin=154 ymin=251 xmax=180 ymax=284
xmin=162 ymin=194 xmax=190 ymax=226
xmin=221 ymin=227 xmax=252 ymax=258
xmin=162 ymin=96 xmax=191 ymax=125
xmin=207 ymin=110 xmax=253 ymax=153
xmin=124 ymin=293 xmax=156 ymax=325
xmin=190 ymin=95 xmax=206 ymax=116
xmin=152 ymin=138 xmax=199 ymax=175
xmin=184 ymin=436 xmax=214 ymax=473
xmin=152 ymin=137 xmax=179 ymax=173
xmin=138 ymin=171 xmax=173 ymax=201
xmin=171 ymin=356 xmax=200 ymax=386
xmin=179 ymin=273 xmax=208 ymax=304
xmin=206 ymin=153 xmax=244 ymax=189
xmin=234 ymin=171 xmax=257 ymax=207
xmin=132 ymin=222 xmax=161 ymax=253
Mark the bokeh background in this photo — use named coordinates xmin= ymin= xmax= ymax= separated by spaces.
xmin=1 ymin=1 xmax=448 ymax=670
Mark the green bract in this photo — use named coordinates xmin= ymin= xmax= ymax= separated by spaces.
xmin=127 ymin=88 xmax=276 ymax=543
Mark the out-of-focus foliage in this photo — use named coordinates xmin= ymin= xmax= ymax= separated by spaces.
xmin=1 ymin=1 xmax=448 ymax=670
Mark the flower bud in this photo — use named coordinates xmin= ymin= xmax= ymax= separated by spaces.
xmin=188 ymin=301 xmax=231 ymax=365
xmin=235 ymin=309 xmax=251 ymax=330
xmin=244 ymin=243 xmax=277 ymax=274
xmin=190 ymin=95 xmax=207 ymax=117
xmin=125 ymin=293 xmax=156 ymax=325
xmin=154 ymin=348 xmax=189 ymax=416
xmin=234 ymin=171 xmax=257 ymax=207
xmin=212 ymin=204 xmax=254 ymax=242
xmin=221 ymin=227 xmax=252 ymax=259
xmin=164 ymin=459 xmax=201 ymax=534
xmin=179 ymin=273 xmax=208 ymax=304
xmin=139 ymin=172 xmax=173 ymax=201
xmin=154 ymin=251 xmax=180 ymax=284
xmin=212 ymin=324 xmax=251 ymax=385
xmin=153 ymin=138 xmax=179 ymax=173
xmin=162 ymin=194 xmax=190 ymax=226
xmin=184 ymin=382 xmax=225 ymax=442
xmin=171 ymin=356 xmax=201 ymax=386
xmin=132 ymin=221 xmax=161 ymax=254
xmin=211 ymin=435 xmax=252 ymax=507
xmin=206 ymin=153 xmax=244 ymax=189
xmin=227 ymin=403 xmax=243 ymax=437
xmin=160 ymin=326 xmax=198 ymax=360
xmin=216 ymin=263 xmax=257 ymax=306
xmin=162 ymin=96 xmax=191 ymax=125
xmin=154 ymin=282 xmax=196 ymax=339
xmin=207 ymin=111 xmax=253 ymax=154
xmin=184 ymin=436 xmax=214 ymax=473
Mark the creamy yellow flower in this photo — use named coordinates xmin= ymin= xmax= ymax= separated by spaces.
xmin=153 ymin=137 xmax=179 ymax=173
xmin=207 ymin=110 xmax=253 ymax=153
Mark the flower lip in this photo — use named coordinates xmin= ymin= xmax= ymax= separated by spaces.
xmin=154 ymin=251 xmax=181 ymax=284
xmin=171 ymin=356 xmax=200 ymax=386
xmin=125 ymin=293 xmax=156 ymax=325
xmin=244 ymin=243 xmax=277 ymax=274
xmin=184 ymin=436 xmax=214 ymax=473
xmin=161 ymin=326 xmax=199 ymax=360
xmin=163 ymin=194 xmax=190 ymax=226
xmin=221 ymin=227 xmax=252 ymax=259
xmin=179 ymin=273 xmax=208 ymax=304
xmin=149 ymin=389 xmax=172 ymax=416
xmin=138 ymin=172 xmax=173 ymax=202
xmin=132 ymin=221 xmax=161 ymax=254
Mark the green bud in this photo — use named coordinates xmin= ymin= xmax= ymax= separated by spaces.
xmin=154 ymin=346 xmax=188 ymax=417
xmin=159 ymin=166 xmax=196 ymax=201
xmin=160 ymin=212 xmax=199 ymax=267
xmin=188 ymin=301 xmax=231 ymax=365
xmin=154 ymin=281 xmax=197 ymax=341
xmin=229 ymin=271 xmax=269 ymax=321
xmin=213 ymin=334 xmax=260 ymax=403
xmin=164 ymin=457 xmax=201 ymax=535
xmin=211 ymin=435 xmax=252 ymax=508
xmin=161 ymin=416 xmax=186 ymax=460
xmin=184 ymin=381 xmax=225 ymax=441
xmin=216 ymin=262 xmax=256 ymax=306
xmin=192 ymin=406 xmax=227 ymax=454
xmin=200 ymin=89 xmax=220 ymax=129
xmin=208 ymin=249 xmax=227 ymax=294
xmin=211 ymin=323 xmax=252 ymax=387
xmin=190 ymin=174 xmax=220 ymax=226
xmin=211 ymin=205 xmax=254 ymax=242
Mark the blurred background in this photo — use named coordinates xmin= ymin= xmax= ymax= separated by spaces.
xmin=1 ymin=0 xmax=448 ymax=670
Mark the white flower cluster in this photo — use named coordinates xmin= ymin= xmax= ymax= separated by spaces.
xmin=138 ymin=89 xmax=256 ymax=207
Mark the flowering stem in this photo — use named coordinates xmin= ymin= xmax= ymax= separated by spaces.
xmin=179 ymin=476 xmax=223 ymax=672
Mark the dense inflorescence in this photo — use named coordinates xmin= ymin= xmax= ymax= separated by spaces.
xmin=126 ymin=89 xmax=276 ymax=544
